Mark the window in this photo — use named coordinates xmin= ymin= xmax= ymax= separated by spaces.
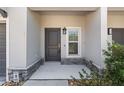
xmin=69 ymin=43 xmax=78 ymax=54
xmin=66 ymin=27 xmax=81 ymax=57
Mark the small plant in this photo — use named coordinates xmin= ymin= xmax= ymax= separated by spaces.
xmin=70 ymin=69 xmax=112 ymax=86
xmin=70 ymin=42 xmax=124 ymax=86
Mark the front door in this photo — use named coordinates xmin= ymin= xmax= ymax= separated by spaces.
xmin=0 ymin=23 xmax=6 ymax=76
xmin=112 ymin=28 xmax=124 ymax=45
xmin=45 ymin=28 xmax=61 ymax=61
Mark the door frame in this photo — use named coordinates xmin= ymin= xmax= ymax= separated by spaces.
xmin=43 ymin=27 xmax=61 ymax=61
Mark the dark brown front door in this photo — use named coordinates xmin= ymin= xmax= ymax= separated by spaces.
xmin=0 ymin=23 xmax=6 ymax=76
xmin=45 ymin=28 xmax=61 ymax=61
xmin=112 ymin=28 xmax=124 ymax=45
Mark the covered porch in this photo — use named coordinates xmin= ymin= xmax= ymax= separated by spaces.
xmin=27 ymin=7 xmax=106 ymax=80
xmin=23 ymin=62 xmax=90 ymax=86
xmin=7 ymin=7 xmax=107 ymax=82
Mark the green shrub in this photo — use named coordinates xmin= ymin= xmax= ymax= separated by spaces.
xmin=71 ymin=42 xmax=124 ymax=86
xmin=103 ymin=42 xmax=124 ymax=85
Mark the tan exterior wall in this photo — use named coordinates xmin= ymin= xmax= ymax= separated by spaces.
xmin=40 ymin=12 xmax=85 ymax=27
xmin=108 ymin=12 xmax=124 ymax=28
xmin=40 ymin=12 xmax=85 ymax=58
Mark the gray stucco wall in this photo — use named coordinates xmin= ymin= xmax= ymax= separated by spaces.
xmin=27 ymin=8 xmax=41 ymax=67
xmin=8 ymin=7 xmax=27 ymax=68
xmin=8 ymin=7 xmax=42 ymax=81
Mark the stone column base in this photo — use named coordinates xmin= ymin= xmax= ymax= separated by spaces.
xmin=61 ymin=58 xmax=85 ymax=65
xmin=8 ymin=59 xmax=44 ymax=82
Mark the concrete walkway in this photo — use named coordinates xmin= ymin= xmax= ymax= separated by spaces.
xmin=23 ymin=62 xmax=90 ymax=86
xmin=23 ymin=79 xmax=68 ymax=86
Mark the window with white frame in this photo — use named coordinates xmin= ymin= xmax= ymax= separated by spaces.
xmin=67 ymin=27 xmax=81 ymax=57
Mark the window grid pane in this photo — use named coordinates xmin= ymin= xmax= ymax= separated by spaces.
xmin=69 ymin=30 xmax=78 ymax=41
xmin=69 ymin=42 xmax=78 ymax=54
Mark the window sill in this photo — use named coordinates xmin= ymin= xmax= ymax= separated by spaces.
xmin=66 ymin=54 xmax=81 ymax=58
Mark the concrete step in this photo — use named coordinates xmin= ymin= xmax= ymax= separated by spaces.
xmin=23 ymin=79 xmax=68 ymax=86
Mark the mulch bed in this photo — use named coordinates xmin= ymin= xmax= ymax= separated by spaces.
xmin=68 ymin=80 xmax=80 ymax=86
xmin=68 ymin=79 xmax=114 ymax=86
xmin=1 ymin=81 xmax=24 ymax=86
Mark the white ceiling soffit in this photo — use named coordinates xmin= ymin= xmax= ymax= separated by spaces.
xmin=108 ymin=7 xmax=124 ymax=11
xmin=29 ymin=7 xmax=98 ymax=11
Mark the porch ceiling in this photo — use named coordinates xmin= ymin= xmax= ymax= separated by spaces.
xmin=29 ymin=7 xmax=98 ymax=11
xmin=30 ymin=7 xmax=124 ymax=12
xmin=40 ymin=11 xmax=90 ymax=15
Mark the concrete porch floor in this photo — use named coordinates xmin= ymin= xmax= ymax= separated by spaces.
xmin=30 ymin=62 xmax=90 ymax=79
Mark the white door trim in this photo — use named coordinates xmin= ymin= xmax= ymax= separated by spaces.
xmin=6 ymin=16 xmax=9 ymax=81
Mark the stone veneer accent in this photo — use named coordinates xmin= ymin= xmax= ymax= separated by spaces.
xmin=61 ymin=58 xmax=104 ymax=74
xmin=82 ymin=59 xmax=104 ymax=75
xmin=8 ymin=59 xmax=44 ymax=82
xmin=61 ymin=58 xmax=85 ymax=65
